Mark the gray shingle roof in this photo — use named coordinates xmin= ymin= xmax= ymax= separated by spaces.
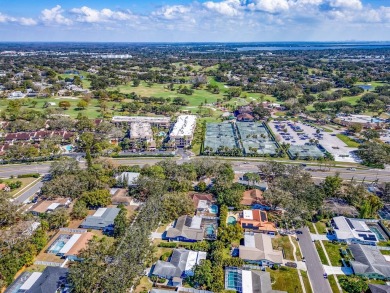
xmin=166 ymin=215 xmax=204 ymax=241
xmin=152 ymin=249 xmax=206 ymax=279
xmin=368 ymin=284 xmax=390 ymax=293
xmin=80 ymin=208 xmax=120 ymax=229
xmin=26 ymin=267 xmax=68 ymax=293
xmin=349 ymin=244 xmax=390 ymax=278
xmin=239 ymin=233 xmax=283 ymax=264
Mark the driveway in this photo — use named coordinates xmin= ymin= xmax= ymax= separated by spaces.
xmin=297 ymin=227 xmax=332 ymax=293
xmin=310 ymin=234 xmax=336 ymax=241
xmin=323 ymin=265 xmax=353 ymax=275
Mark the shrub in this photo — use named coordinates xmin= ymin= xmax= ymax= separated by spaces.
xmin=158 ymin=242 xmax=177 ymax=248
xmin=17 ymin=173 xmax=40 ymax=178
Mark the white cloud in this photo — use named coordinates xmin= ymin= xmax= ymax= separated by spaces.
xmin=41 ymin=5 xmax=72 ymax=25
xmin=329 ymin=0 xmax=362 ymax=10
xmin=203 ymin=0 xmax=243 ymax=16
xmin=152 ymin=5 xmax=192 ymax=20
xmin=248 ymin=0 xmax=290 ymax=13
xmin=19 ymin=17 xmax=37 ymax=26
xmin=70 ymin=6 xmax=134 ymax=23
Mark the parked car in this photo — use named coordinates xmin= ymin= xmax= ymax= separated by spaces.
xmin=285 ymin=262 xmax=298 ymax=268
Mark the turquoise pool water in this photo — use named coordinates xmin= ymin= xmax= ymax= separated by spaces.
xmin=48 ymin=241 xmax=66 ymax=254
xmin=205 ymin=225 xmax=215 ymax=235
xmin=209 ymin=205 xmax=218 ymax=214
xmin=64 ymin=145 xmax=73 ymax=152
xmin=227 ymin=216 xmax=237 ymax=225
xmin=370 ymin=226 xmax=385 ymax=241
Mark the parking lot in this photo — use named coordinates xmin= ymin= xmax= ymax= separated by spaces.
xmin=268 ymin=121 xmax=360 ymax=163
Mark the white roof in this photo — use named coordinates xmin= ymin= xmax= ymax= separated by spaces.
xmin=197 ymin=200 xmax=208 ymax=210
xmin=93 ymin=208 xmax=107 ymax=217
xmin=116 ymin=172 xmax=140 ymax=186
xmin=112 ymin=116 xmax=170 ymax=123
xmin=47 ymin=203 xmax=61 ymax=210
xmin=333 ymin=216 xmax=378 ymax=243
xmin=59 ymin=234 xmax=82 ymax=254
xmin=241 ymin=270 xmax=253 ymax=293
xmin=244 ymin=233 xmax=256 ymax=248
xmin=20 ymin=272 xmax=42 ymax=290
xmin=243 ymin=210 xmax=253 ymax=220
xmin=185 ymin=251 xmax=198 ymax=271
xmin=190 ymin=216 xmax=202 ymax=229
xmin=170 ymin=115 xmax=197 ymax=138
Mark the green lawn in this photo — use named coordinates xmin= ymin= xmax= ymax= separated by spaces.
xmin=1 ymin=177 xmax=40 ymax=197
xmin=322 ymin=241 xmax=347 ymax=266
xmin=306 ymin=222 xmax=316 ymax=234
xmin=380 ymin=250 xmax=390 ymax=255
xmin=328 ymin=275 xmax=340 ymax=293
xmin=301 ymin=270 xmax=313 ymax=293
xmin=315 ymin=221 xmax=328 ymax=234
xmin=336 ymin=134 xmax=360 ymax=148
xmin=315 ymin=241 xmax=329 ymax=265
xmin=272 ymin=235 xmax=294 ymax=261
xmin=267 ymin=267 xmax=304 ymax=293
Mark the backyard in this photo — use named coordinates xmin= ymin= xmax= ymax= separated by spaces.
xmin=272 ymin=235 xmax=295 ymax=261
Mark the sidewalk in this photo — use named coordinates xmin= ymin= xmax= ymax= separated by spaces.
xmin=289 ymin=235 xmax=308 ymax=293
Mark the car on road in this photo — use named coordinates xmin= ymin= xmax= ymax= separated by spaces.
xmin=285 ymin=262 xmax=298 ymax=268
xmin=323 ymin=273 xmax=328 ymax=279
xmin=347 ymin=168 xmax=356 ymax=171
xmin=296 ymin=230 xmax=303 ymax=234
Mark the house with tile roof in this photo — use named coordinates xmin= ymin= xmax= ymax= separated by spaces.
xmin=239 ymin=210 xmax=276 ymax=234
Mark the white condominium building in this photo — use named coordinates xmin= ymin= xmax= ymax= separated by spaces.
xmin=170 ymin=115 xmax=197 ymax=148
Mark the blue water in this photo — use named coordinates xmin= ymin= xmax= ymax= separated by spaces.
xmin=205 ymin=225 xmax=215 ymax=235
xmin=64 ymin=145 xmax=73 ymax=152
xmin=48 ymin=241 xmax=66 ymax=254
xmin=358 ymin=85 xmax=373 ymax=90
xmin=227 ymin=216 xmax=237 ymax=225
xmin=371 ymin=118 xmax=382 ymax=123
xmin=370 ymin=226 xmax=385 ymax=241
xmin=209 ymin=205 xmax=218 ymax=214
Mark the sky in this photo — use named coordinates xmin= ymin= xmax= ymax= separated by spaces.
xmin=0 ymin=0 xmax=389 ymax=42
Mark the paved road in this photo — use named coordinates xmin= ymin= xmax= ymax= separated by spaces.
xmin=13 ymin=180 xmax=43 ymax=204
xmin=1 ymin=157 xmax=389 ymax=182
xmin=297 ymin=227 xmax=332 ymax=293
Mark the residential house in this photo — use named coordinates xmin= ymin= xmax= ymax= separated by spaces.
xmin=241 ymin=189 xmax=269 ymax=210
xmin=80 ymin=207 xmax=120 ymax=233
xmin=61 ymin=232 xmax=94 ymax=260
xmin=0 ymin=183 xmax=11 ymax=192
xmin=349 ymin=244 xmax=390 ymax=280
xmin=192 ymin=193 xmax=218 ymax=216
xmin=166 ymin=215 xmax=205 ymax=242
xmin=331 ymin=216 xmax=378 ymax=245
xmin=115 ymin=172 xmax=140 ymax=187
xmin=152 ymin=249 xmax=206 ymax=286
xmin=30 ymin=198 xmax=71 ymax=216
xmin=368 ymin=284 xmax=390 ymax=293
xmin=224 ymin=267 xmax=286 ymax=293
xmin=239 ymin=210 xmax=277 ymax=235
xmin=110 ymin=188 xmax=133 ymax=206
xmin=5 ymin=267 xmax=69 ymax=293
xmin=239 ymin=233 xmax=283 ymax=266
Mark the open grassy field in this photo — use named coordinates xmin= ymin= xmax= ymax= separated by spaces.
xmin=58 ymin=70 xmax=92 ymax=89
xmin=1 ymin=177 xmax=40 ymax=197
xmin=328 ymin=275 xmax=340 ymax=293
xmin=267 ymin=267 xmax=304 ymax=293
xmin=336 ymin=134 xmax=360 ymax=147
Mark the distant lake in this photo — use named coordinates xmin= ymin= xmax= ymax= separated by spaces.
xmin=358 ymin=85 xmax=373 ymax=90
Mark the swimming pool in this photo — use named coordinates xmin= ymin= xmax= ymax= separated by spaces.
xmin=358 ymin=85 xmax=373 ymax=91
xmin=370 ymin=226 xmax=385 ymax=241
xmin=227 ymin=216 xmax=237 ymax=225
xmin=64 ymin=145 xmax=73 ymax=152
xmin=205 ymin=225 xmax=215 ymax=236
xmin=209 ymin=205 xmax=218 ymax=214
xmin=47 ymin=234 xmax=71 ymax=254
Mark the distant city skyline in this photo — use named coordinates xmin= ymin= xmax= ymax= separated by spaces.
xmin=0 ymin=0 xmax=389 ymax=42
